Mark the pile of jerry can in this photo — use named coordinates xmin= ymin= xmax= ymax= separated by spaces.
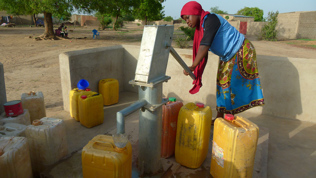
xmin=0 ymin=90 xmax=69 ymax=177
xmin=69 ymin=79 xmax=104 ymax=128
xmin=69 ymin=78 xmax=119 ymax=128
xmin=172 ymin=102 xmax=259 ymax=177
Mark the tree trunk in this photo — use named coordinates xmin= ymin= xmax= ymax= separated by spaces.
xmin=113 ymin=9 xmax=120 ymax=31
xmin=33 ymin=14 xmax=37 ymax=27
xmin=145 ymin=16 xmax=148 ymax=25
xmin=43 ymin=12 xmax=55 ymax=38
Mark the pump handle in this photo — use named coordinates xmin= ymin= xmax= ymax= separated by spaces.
xmin=169 ymin=47 xmax=196 ymax=80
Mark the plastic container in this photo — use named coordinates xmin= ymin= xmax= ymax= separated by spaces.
xmin=77 ymin=79 xmax=89 ymax=90
xmin=69 ymin=89 xmax=94 ymax=121
xmin=98 ymin=78 xmax=119 ymax=106
xmin=3 ymin=100 xmax=23 ymax=117
xmin=175 ymin=102 xmax=212 ymax=168
xmin=25 ymin=117 xmax=68 ymax=176
xmin=211 ymin=116 xmax=259 ymax=178
xmin=21 ymin=91 xmax=46 ymax=122
xmin=0 ymin=137 xmax=33 ymax=178
xmin=82 ymin=135 xmax=132 ymax=178
xmin=161 ymin=97 xmax=183 ymax=158
xmin=0 ymin=123 xmax=27 ymax=137
xmin=78 ymin=92 xmax=104 ymax=128
xmin=0 ymin=109 xmax=31 ymax=125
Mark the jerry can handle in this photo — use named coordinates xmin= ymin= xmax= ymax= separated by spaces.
xmin=93 ymin=141 xmax=115 ymax=149
xmin=92 ymin=93 xmax=100 ymax=97
xmin=233 ymin=120 xmax=249 ymax=131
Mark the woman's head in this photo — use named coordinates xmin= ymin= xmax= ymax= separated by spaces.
xmin=181 ymin=1 xmax=203 ymax=28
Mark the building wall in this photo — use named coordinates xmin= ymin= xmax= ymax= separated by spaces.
xmin=80 ymin=15 xmax=99 ymax=27
xmin=297 ymin=11 xmax=316 ymax=39
xmin=247 ymin=22 xmax=268 ymax=37
xmin=276 ymin=12 xmax=301 ymax=40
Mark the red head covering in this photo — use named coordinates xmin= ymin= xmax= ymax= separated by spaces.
xmin=181 ymin=1 xmax=209 ymax=94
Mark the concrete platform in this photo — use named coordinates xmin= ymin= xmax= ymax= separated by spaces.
xmin=43 ymin=91 xmax=316 ymax=178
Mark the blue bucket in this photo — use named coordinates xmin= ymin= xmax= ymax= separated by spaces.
xmin=77 ymin=79 xmax=89 ymax=90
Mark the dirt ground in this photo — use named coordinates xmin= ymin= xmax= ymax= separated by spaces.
xmin=1 ymin=23 xmax=316 ymax=177
xmin=1 ymin=23 xmax=316 ymax=119
xmin=0 ymin=24 xmax=315 ymax=119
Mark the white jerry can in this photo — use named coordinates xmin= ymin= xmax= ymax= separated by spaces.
xmin=0 ymin=109 xmax=31 ymax=125
xmin=21 ymin=91 xmax=46 ymax=122
xmin=25 ymin=117 xmax=68 ymax=176
xmin=0 ymin=137 xmax=33 ymax=178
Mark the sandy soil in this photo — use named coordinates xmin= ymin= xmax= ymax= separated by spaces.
xmin=1 ymin=24 xmax=315 ymax=118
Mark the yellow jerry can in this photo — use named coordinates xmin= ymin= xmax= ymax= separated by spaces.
xmin=69 ymin=88 xmax=93 ymax=121
xmin=211 ymin=115 xmax=259 ymax=178
xmin=82 ymin=135 xmax=132 ymax=178
xmin=98 ymin=78 xmax=119 ymax=106
xmin=175 ymin=102 xmax=212 ymax=168
xmin=78 ymin=92 xmax=104 ymax=128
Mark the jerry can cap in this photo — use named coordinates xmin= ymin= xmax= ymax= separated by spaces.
xmin=169 ymin=97 xmax=176 ymax=102
xmin=81 ymin=95 xmax=87 ymax=99
xmin=196 ymin=103 xmax=204 ymax=108
xmin=225 ymin=114 xmax=234 ymax=121
xmin=85 ymin=88 xmax=91 ymax=91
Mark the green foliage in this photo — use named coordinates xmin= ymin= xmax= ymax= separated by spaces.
xmin=163 ymin=16 xmax=173 ymax=22
xmin=0 ymin=0 xmax=72 ymax=17
xmin=0 ymin=0 xmax=73 ymax=36
xmin=237 ymin=7 xmax=264 ymax=22
xmin=179 ymin=26 xmax=195 ymax=40
xmin=174 ymin=36 xmax=189 ymax=48
xmin=225 ymin=16 xmax=229 ymax=20
xmin=72 ymin=0 xmax=134 ymax=30
xmin=113 ymin=17 xmax=124 ymax=29
xmin=210 ymin=6 xmax=228 ymax=14
xmin=122 ymin=12 xmax=135 ymax=21
xmin=95 ymin=12 xmax=112 ymax=30
xmin=133 ymin=0 xmax=164 ymax=25
xmin=259 ymin=11 xmax=279 ymax=41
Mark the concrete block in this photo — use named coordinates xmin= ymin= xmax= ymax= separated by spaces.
xmin=0 ymin=62 xmax=6 ymax=115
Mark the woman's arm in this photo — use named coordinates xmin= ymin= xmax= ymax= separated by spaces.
xmin=183 ymin=45 xmax=210 ymax=75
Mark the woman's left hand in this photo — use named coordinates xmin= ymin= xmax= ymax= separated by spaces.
xmin=183 ymin=66 xmax=195 ymax=76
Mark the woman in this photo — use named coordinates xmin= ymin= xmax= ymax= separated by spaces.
xmin=181 ymin=1 xmax=264 ymax=120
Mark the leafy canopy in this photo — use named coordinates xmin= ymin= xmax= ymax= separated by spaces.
xmin=210 ymin=6 xmax=228 ymax=14
xmin=236 ymin=7 xmax=264 ymax=22
xmin=0 ymin=0 xmax=72 ymax=18
xmin=133 ymin=0 xmax=164 ymax=22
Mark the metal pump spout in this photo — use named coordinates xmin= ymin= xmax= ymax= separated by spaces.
xmin=116 ymin=99 xmax=147 ymax=134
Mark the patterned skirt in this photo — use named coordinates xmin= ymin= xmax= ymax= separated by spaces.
xmin=216 ymin=38 xmax=264 ymax=114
